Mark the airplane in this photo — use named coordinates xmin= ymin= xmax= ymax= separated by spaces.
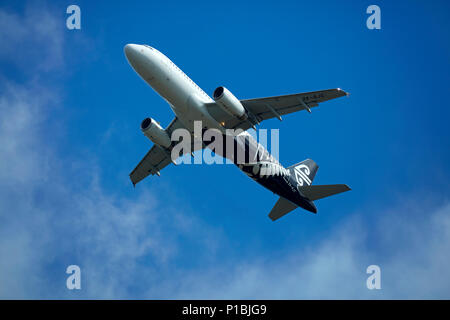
xmin=124 ymin=43 xmax=350 ymax=221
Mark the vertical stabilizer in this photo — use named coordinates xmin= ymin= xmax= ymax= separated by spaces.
xmin=287 ymin=158 xmax=318 ymax=186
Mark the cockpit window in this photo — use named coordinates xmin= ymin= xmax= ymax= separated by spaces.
xmin=144 ymin=45 xmax=154 ymax=50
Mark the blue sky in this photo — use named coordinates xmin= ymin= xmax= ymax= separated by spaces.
xmin=0 ymin=0 xmax=449 ymax=298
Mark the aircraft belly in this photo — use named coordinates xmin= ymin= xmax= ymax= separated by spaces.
xmin=177 ymin=94 xmax=224 ymax=133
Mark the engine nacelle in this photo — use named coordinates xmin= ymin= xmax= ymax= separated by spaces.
xmin=140 ymin=117 xmax=171 ymax=148
xmin=213 ymin=86 xmax=248 ymax=120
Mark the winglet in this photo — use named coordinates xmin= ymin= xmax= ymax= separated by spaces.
xmin=337 ymin=88 xmax=350 ymax=96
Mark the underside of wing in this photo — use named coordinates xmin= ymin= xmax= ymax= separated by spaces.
xmin=206 ymin=88 xmax=349 ymax=131
xmin=129 ymin=117 xmax=203 ymax=186
xmin=129 ymin=145 xmax=169 ymax=185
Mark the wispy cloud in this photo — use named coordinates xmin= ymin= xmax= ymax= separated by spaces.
xmin=0 ymin=80 xmax=222 ymax=298
xmin=162 ymin=202 xmax=450 ymax=299
xmin=0 ymin=3 xmax=64 ymax=72
xmin=1 ymin=73 xmax=449 ymax=298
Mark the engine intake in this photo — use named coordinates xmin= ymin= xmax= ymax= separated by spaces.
xmin=140 ymin=117 xmax=171 ymax=148
xmin=213 ymin=86 xmax=248 ymax=121
xmin=213 ymin=86 xmax=225 ymax=100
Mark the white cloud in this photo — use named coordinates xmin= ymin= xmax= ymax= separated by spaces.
xmin=0 ymin=79 xmax=224 ymax=299
xmin=0 ymin=81 xmax=220 ymax=298
xmin=0 ymin=3 xmax=64 ymax=72
xmin=154 ymin=202 xmax=450 ymax=299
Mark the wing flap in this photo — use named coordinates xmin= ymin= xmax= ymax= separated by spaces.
xmin=130 ymin=117 xmax=193 ymax=186
xmin=129 ymin=145 xmax=169 ymax=185
xmin=205 ymin=88 xmax=349 ymax=131
xmin=241 ymin=88 xmax=348 ymax=109
xmin=130 ymin=116 xmax=211 ymax=186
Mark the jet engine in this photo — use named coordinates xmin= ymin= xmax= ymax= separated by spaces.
xmin=213 ymin=86 xmax=248 ymax=121
xmin=140 ymin=117 xmax=171 ymax=148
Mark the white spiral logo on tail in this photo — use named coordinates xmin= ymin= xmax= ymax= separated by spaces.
xmin=294 ymin=164 xmax=311 ymax=186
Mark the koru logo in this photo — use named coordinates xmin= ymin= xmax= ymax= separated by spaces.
xmin=294 ymin=165 xmax=311 ymax=186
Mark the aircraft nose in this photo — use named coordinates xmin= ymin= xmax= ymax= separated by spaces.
xmin=124 ymin=43 xmax=140 ymax=61
xmin=124 ymin=43 xmax=155 ymax=79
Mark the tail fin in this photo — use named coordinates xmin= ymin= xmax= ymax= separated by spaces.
xmin=268 ymin=159 xmax=350 ymax=221
xmin=298 ymin=184 xmax=351 ymax=201
xmin=287 ymin=158 xmax=318 ymax=186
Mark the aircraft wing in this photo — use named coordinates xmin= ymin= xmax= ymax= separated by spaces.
xmin=206 ymin=88 xmax=349 ymax=131
xmin=129 ymin=117 xmax=200 ymax=186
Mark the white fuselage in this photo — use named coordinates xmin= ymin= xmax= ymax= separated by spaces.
xmin=124 ymin=44 xmax=225 ymax=134
xmin=124 ymin=44 xmax=279 ymax=167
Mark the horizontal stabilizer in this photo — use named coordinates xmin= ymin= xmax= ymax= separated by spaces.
xmin=298 ymin=184 xmax=351 ymax=201
xmin=269 ymin=197 xmax=298 ymax=221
